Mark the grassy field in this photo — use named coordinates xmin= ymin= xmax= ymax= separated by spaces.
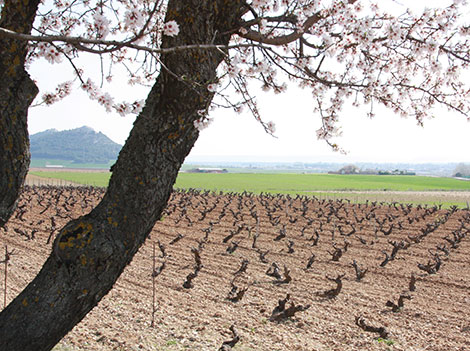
xmin=175 ymin=173 xmax=470 ymax=192
xmin=27 ymin=171 xmax=470 ymax=206
xmin=29 ymin=171 xmax=470 ymax=191
xmin=30 ymin=158 xmax=114 ymax=169
xmin=29 ymin=171 xmax=111 ymax=187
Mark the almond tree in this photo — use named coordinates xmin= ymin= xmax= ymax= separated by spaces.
xmin=1 ymin=0 xmax=469 ymax=350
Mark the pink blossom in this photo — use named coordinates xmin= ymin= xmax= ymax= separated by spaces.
xmin=163 ymin=20 xmax=180 ymax=37
xmin=92 ymin=12 xmax=110 ymax=38
xmin=131 ymin=100 xmax=144 ymax=114
xmin=56 ymin=81 xmax=72 ymax=98
xmin=239 ymin=27 xmax=248 ymax=35
xmin=227 ymin=64 xmax=241 ymax=78
xmin=266 ymin=121 xmax=276 ymax=134
xmin=42 ymin=93 xmax=59 ymax=105
xmin=194 ymin=117 xmax=213 ymax=131
xmin=97 ymin=93 xmax=114 ymax=112
xmin=81 ymin=79 xmax=99 ymax=100
xmin=113 ymin=102 xmax=132 ymax=116
xmin=252 ymin=0 xmax=270 ymax=9
xmin=207 ymin=83 xmax=218 ymax=92
xmin=124 ymin=9 xmax=145 ymax=31
xmin=234 ymin=105 xmax=244 ymax=114
xmin=43 ymin=46 xmax=62 ymax=64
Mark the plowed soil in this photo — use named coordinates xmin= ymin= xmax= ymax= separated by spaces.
xmin=1 ymin=186 xmax=470 ymax=351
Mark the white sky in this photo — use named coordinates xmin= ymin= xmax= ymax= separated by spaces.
xmin=27 ymin=0 xmax=470 ymax=164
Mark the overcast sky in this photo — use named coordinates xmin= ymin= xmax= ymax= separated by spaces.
xmin=27 ymin=0 xmax=470 ymax=164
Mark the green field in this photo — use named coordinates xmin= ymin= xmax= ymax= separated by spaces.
xmin=29 ymin=171 xmax=470 ymax=191
xmin=29 ymin=171 xmax=111 ymax=187
xmin=30 ymin=158 xmax=114 ymax=169
xmin=175 ymin=173 xmax=470 ymax=192
xmin=27 ymin=171 xmax=470 ymax=206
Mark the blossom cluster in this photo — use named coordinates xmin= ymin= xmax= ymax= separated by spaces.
xmin=81 ymin=78 xmax=144 ymax=115
xmin=36 ymin=43 xmax=63 ymax=64
xmin=193 ymin=117 xmax=213 ymax=131
xmin=163 ymin=20 xmax=180 ymax=37
xmin=26 ymin=0 xmax=180 ymax=115
xmin=40 ymin=81 xmax=72 ymax=105
xmin=222 ymin=0 xmax=470 ymax=146
xmin=20 ymin=0 xmax=470 ymax=146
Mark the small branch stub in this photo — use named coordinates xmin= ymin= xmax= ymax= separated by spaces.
xmin=355 ymin=315 xmax=390 ymax=339
xmin=219 ymin=325 xmax=240 ymax=351
xmin=270 ymin=294 xmax=310 ymax=322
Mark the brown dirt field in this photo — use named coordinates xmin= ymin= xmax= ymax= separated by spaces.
xmin=307 ymin=190 xmax=470 ymax=206
xmin=1 ymin=186 xmax=470 ymax=350
xmin=25 ymin=173 xmax=82 ymax=186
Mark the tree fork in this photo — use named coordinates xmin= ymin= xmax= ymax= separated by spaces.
xmin=0 ymin=1 xmax=245 ymax=350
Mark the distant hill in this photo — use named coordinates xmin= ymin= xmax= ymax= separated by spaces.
xmin=30 ymin=126 xmax=122 ymax=164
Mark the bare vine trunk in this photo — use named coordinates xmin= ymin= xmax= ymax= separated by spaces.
xmin=0 ymin=1 xmax=244 ymax=350
xmin=0 ymin=0 xmax=40 ymax=227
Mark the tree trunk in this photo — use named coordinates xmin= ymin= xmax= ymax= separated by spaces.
xmin=0 ymin=0 xmax=40 ymax=227
xmin=0 ymin=1 xmax=244 ymax=350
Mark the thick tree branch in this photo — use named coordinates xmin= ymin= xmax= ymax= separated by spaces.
xmin=0 ymin=27 xmax=268 ymax=55
xmin=0 ymin=1 xmax=245 ymax=350
xmin=238 ymin=0 xmax=359 ymax=45
xmin=239 ymin=12 xmax=323 ymax=45
xmin=0 ymin=0 xmax=41 ymax=227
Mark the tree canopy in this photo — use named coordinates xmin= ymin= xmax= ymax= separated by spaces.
xmin=2 ymin=0 xmax=469 ymax=147
xmin=1 ymin=0 xmax=470 ymax=350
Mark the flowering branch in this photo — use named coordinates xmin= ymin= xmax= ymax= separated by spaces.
xmin=0 ymin=27 xmax=269 ymax=55
xmin=3 ymin=0 xmax=469 ymax=148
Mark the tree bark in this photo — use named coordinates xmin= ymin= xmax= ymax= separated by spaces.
xmin=0 ymin=1 xmax=245 ymax=350
xmin=0 ymin=0 xmax=40 ymax=227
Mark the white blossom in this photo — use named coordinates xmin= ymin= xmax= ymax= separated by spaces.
xmin=21 ymin=0 xmax=470 ymax=148
xmin=131 ymin=100 xmax=144 ymax=114
xmin=194 ymin=117 xmax=213 ymax=131
xmin=92 ymin=12 xmax=110 ymax=38
xmin=252 ymin=0 xmax=270 ymax=9
xmin=43 ymin=45 xmax=62 ymax=64
xmin=124 ymin=9 xmax=146 ymax=31
xmin=207 ymin=83 xmax=219 ymax=92
xmin=97 ymin=93 xmax=114 ymax=112
xmin=266 ymin=121 xmax=276 ymax=134
xmin=113 ymin=102 xmax=132 ymax=116
xmin=163 ymin=20 xmax=180 ymax=37
xmin=228 ymin=64 xmax=242 ymax=78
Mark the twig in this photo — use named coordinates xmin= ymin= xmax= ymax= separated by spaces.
xmin=226 ymin=283 xmax=248 ymax=303
xmin=219 ymin=325 xmax=240 ymax=350
xmin=306 ymin=253 xmax=316 ymax=269
xmin=409 ymin=273 xmax=417 ymax=292
xmin=150 ymin=242 xmax=166 ymax=327
xmin=2 ymin=245 xmax=15 ymax=308
xmin=386 ymin=293 xmax=411 ymax=312
xmin=351 ymin=260 xmax=368 ymax=281
xmin=269 ymin=294 xmax=310 ymax=322
xmin=151 ymin=242 xmax=156 ymax=327
xmin=355 ymin=315 xmax=389 ymax=339
xmin=316 ymin=274 xmax=345 ymax=298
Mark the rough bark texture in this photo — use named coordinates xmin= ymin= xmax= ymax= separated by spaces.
xmin=0 ymin=0 xmax=40 ymax=227
xmin=0 ymin=1 xmax=245 ymax=350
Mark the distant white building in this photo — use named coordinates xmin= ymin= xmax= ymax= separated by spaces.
xmin=187 ymin=167 xmax=228 ymax=174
